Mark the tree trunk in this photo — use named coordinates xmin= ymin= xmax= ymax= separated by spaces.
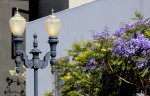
xmin=143 ymin=87 xmax=147 ymax=96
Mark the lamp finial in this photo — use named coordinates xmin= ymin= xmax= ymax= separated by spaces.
xmin=16 ymin=7 xmax=19 ymax=14
xmin=52 ymin=8 xmax=54 ymax=15
xmin=33 ymin=33 xmax=38 ymax=48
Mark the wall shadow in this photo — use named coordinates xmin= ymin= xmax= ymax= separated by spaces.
xmin=4 ymin=77 xmax=26 ymax=96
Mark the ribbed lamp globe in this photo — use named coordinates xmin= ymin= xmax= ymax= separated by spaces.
xmin=9 ymin=8 xmax=26 ymax=36
xmin=45 ymin=10 xmax=61 ymax=37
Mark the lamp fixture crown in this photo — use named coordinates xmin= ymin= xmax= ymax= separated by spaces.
xmin=45 ymin=9 xmax=61 ymax=37
xmin=9 ymin=7 xmax=26 ymax=36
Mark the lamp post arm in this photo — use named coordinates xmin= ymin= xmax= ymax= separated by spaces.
xmin=41 ymin=52 xmax=51 ymax=69
xmin=21 ymin=51 xmax=33 ymax=68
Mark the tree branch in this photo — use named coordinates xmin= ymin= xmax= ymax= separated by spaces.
xmin=107 ymin=62 xmax=143 ymax=89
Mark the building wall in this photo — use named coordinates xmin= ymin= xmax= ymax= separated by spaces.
xmin=69 ymin=0 xmax=95 ymax=8
xmin=0 ymin=0 xmax=28 ymax=96
xmin=26 ymin=0 xmax=150 ymax=96
xmin=29 ymin=0 xmax=68 ymax=21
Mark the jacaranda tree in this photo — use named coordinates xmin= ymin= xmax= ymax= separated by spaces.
xmin=48 ymin=12 xmax=150 ymax=96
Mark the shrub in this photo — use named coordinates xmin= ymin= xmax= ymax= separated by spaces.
xmin=54 ymin=11 xmax=150 ymax=96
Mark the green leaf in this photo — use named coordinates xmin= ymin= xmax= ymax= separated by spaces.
xmin=141 ymin=68 xmax=148 ymax=77
xmin=135 ymin=11 xmax=143 ymax=20
xmin=118 ymin=79 xmax=122 ymax=86
xmin=122 ymin=63 xmax=125 ymax=70
xmin=117 ymin=60 xmax=122 ymax=65
xmin=134 ymin=58 xmax=147 ymax=62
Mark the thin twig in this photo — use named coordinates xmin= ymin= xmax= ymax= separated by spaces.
xmin=107 ymin=62 xmax=143 ymax=89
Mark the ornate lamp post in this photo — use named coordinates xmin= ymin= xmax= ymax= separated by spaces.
xmin=9 ymin=8 xmax=61 ymax=96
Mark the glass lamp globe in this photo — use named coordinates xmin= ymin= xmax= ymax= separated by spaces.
xmin=45 ymin=10 xmax=61 ymax=37
xmin=9 ymin=8 xmax=26 ymax=36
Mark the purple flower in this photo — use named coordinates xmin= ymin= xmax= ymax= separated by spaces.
xmin=113 ymin=33 xmax=150 ymax=58
xmin=114 ymin=26 xmax=126 ymax=37
xmin=131 ymin=34 xmax=150 ymax=50
xmin=113 ymin=19 xmax=150 ymax=69
xmin=135 ymin=60 xmax=148 ymax=68
xmin=92 ymin=19 xmax=150 ymax=69
xmin=114 ymin=19 xmax=150 ymax=38
xmin=92 ymin=29 xmax=110 ymax=40
xmin=86 ymin=58 xmax=96 ymax=69
xmin=113 ymin=19 xmax=150 ymax=68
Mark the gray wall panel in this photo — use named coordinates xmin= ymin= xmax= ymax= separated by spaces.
xmin=107 ymin=0 xmax=144 ymax=32
xmin=143 ymin=0 xmax=150 ymax=18
xmin=0 ymin=1 xmax=28 ymax=96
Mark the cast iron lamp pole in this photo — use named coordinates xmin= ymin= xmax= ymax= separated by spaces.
xmin=9 ymin=8 xmax=61 ymax=96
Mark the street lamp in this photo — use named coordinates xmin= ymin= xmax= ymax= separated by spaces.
xmin=9 ymin=8 xmax=61 ymax=96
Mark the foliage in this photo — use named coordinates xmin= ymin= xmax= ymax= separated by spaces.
xmin=44 ymin=90 xmax=54 ymax=96
xmin=53 ymin=11 xmax=150 ymax=96
xmin=9 ymin=65 xmax=26 ymax=80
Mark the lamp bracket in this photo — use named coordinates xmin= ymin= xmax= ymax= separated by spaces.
xmin=13 ymin=34 xmax=52 ymax=73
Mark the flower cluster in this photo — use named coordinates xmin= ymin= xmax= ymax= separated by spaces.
xmin=113 ymin=34 xmax=150 ymax=57
xmin=114 ymin=19 xmax=150 ymax=37
xmin=86 ymin=58 xmax=96 ymax=69
xmin=92 ymin=29 xmax=110 ymax=40
xmin=113 ymin=19 xmax=150 ymax=68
